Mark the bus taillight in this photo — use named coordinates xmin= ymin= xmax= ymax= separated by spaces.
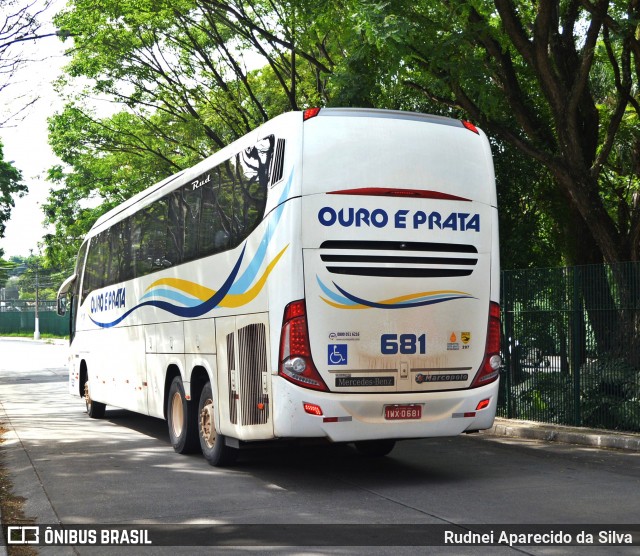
xmin=461 ymin=120 xmax=479 ymax=134
xmin=279 ymin=300 xmax=329 ymax=392
xmin=303 ymin=107 xmax=321 ymax=121
xmin=471 ymin=302 xmax=502 ymax=388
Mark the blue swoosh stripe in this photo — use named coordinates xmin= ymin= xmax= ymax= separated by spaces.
xmin=90 ymin=245 xmax=246 ymax=328
xmin=333 ymin=282 xmax=474 ymax=310
xmin=229 ymin=170 xmax=293 ymax=294
xmin=316 ymin=276 xmax=359 ymax=306
xmin=139 ymin=288 xmax=202 ymax=307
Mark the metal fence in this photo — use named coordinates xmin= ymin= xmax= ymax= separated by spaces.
xmin=499 ymin=262 xmax=640 ymax=433
xmin=0 ymin=300 xmax=69 ymax=336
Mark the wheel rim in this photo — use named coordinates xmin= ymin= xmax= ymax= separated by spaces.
xmin=170 ymin=392 xmax=184 ymax=437
xmin=84 ymin=382 xmax=92 ymax=412
xmin=200 ymin=398 xmax=216 ymax=449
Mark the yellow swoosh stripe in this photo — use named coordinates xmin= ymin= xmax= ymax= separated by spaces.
xmin=378 ymin=289 xmax=472 ymax=305
xmin=320 ymin=296 xmax=367 ymax=310
xmin=321 ymin=289 xmax=472 ymax=309
xmin=219 ymin=245 xmax=289 ymax=307
xmin=145 ymin=245 xmax=289 ymax=307
xmin=145 ymin=278 xmax=214 ymax=300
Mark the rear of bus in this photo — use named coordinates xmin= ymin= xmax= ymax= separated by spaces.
xmin=274 ymin=108 xmax=500 ymax=444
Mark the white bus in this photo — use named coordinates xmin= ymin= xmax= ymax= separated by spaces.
xmin=57 ymin=108 xmax=501 ymax=466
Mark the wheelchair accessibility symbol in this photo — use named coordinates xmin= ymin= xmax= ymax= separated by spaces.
xmin=328 ymin=344 xmax=348 ymax=365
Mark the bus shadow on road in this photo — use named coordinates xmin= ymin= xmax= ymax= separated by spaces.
xmin=103 ymin=408 xmax=169 ymax=442
xmin=93 ymin=408 xmax=497 ymax=486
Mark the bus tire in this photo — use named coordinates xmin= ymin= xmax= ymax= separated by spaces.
xmin=84 ymin=380 xmax=106 ymax=419
xmin=198 ymin=382 xmax=238 ymax=467
xmin=354 ymin=439 xmax=396 ymax=457
xmin=167 ymin=376 xmax=199 ymax=454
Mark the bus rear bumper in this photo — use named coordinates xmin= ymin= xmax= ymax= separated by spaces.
xmin=272 ymin=376 xmax=500 ymax=442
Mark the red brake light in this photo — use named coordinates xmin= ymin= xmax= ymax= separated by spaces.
xmin=303 ymin=402 xmax=323 ymax=416
xmin=461 ymin=120 xmax=479 ymax=134
xmin=279 ymin=300 xmax=328 ymax=392
xmin=303 ymin=107 xmax=321 ymax=121
xmin=471 ymin=302 xmax=501 ymax=387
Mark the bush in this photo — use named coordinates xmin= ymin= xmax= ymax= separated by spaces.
xmin=580 ymin=358 xmax=640 ymax=432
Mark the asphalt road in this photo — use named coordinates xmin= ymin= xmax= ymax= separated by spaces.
xmin=1 ymin=338 xmax=640 ymax=555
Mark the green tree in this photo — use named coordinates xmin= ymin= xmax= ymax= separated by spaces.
xmin=0 ymin=140 xmax=26 ymax=238
xmin=45 ymin=0 xmax=340 ymax=262
xmin=346 ymin=0 xmax=640 ymax=266
xmin=47 ymin=0 xmax=633 ymax=273
xmin=0 ymin=247 xmax=13 ymax=285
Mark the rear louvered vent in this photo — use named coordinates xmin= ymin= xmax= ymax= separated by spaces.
xmin=226 ymin=332 xmax=238 ymax=425
xmin=271 ymin=139 xmax=285 ymax=185
xmin=320 ymin=240 xmax=478 ymax=278
xmin=237 ymin=323 xmax=269 ymax=425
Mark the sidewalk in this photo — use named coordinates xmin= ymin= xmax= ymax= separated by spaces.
xmin=484 ymin=418 xmax=640 ymax=452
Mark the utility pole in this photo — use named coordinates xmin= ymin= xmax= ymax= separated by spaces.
xmin=30 ymin=249 xmax=40 ymax=340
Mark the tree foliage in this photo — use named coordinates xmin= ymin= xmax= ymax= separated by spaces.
xmin=44 ymin=0 xmax=347 ymax=265
xmin=0 ymin=140 xmax=26 ymax=238
xmin=44 ymin=0 xmax=640 ymax=270
xmin=346 ymin=0 xmax=640 ymax=265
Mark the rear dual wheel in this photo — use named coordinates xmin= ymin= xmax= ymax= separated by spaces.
xmin=198 ymin=382 xmax=237 ymax=467
xmin=166 ymin=377 xmax=237 ymax=466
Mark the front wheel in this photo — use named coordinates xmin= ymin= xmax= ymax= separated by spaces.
xmin=198 ymin=382 xmax=237 ymax=466
xmin=167 ymin=376 xmax=199 ymax=454
xmin=84 ymin=380 xmax=106 ymax=419
xmin=354 ymin=439 xmax=396 ymax=457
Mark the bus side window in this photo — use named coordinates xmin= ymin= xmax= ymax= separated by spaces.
xmin=182 ymin=182 xmax=202 ymax=262
xmin=133 ymin=198 xmax=169 ymax=277
xmin=199 ymin=169 xmax=226 ymax=256
xmin=218 ymin=158 xmax=237 ymax=248
xmin=82 ymin=234 xmax=104 ymax=301
xmin=167 ymin=191 xmax=186 ymax=266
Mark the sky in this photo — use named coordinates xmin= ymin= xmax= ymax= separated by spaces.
xmin=0 ymin=0 xmax=66 ymax=258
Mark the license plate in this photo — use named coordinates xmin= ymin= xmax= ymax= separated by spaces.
xmin=384 ymin=404 xmax=422 ymax=420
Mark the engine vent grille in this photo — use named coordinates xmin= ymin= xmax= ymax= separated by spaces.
xmin=319 ymin=240 xmax=478 ymax=278
xmin=226 ymin=332 xmax=237 ymax=425
xmin=271 ymin=138 xmax=285 ymax=184
xmin=237 ymin=323 xmax=269 ymax=425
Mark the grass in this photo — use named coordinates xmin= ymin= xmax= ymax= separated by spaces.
xmin=0 ymin=332 xmax=68 ymax=340
xmin=0 ymin=423 xmax=38 ymax=556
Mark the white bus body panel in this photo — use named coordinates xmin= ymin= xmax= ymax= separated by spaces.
xmin=299 ymin=110 xmax=498 ymax=396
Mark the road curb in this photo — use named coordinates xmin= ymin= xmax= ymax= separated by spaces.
xmin=486 ymin=417 xmax=640 ymax=452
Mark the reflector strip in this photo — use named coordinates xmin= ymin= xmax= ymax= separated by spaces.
xmin=452 ymin=412 xmax=477 ymax=418
xmin=327 ymin=187 xmax=471 ymax=202
xmin=322 ymin=416 xmax=353 ymax=423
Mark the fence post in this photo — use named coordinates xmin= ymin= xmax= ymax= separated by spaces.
xmin=571 ymin=266 xmax=582 ymax=426
xmin=500 ymin=271 xmax=512 ymax=417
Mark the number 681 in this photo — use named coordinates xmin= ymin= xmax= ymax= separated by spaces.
xmin=381 ymin=334 xmax=426 ymax=355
